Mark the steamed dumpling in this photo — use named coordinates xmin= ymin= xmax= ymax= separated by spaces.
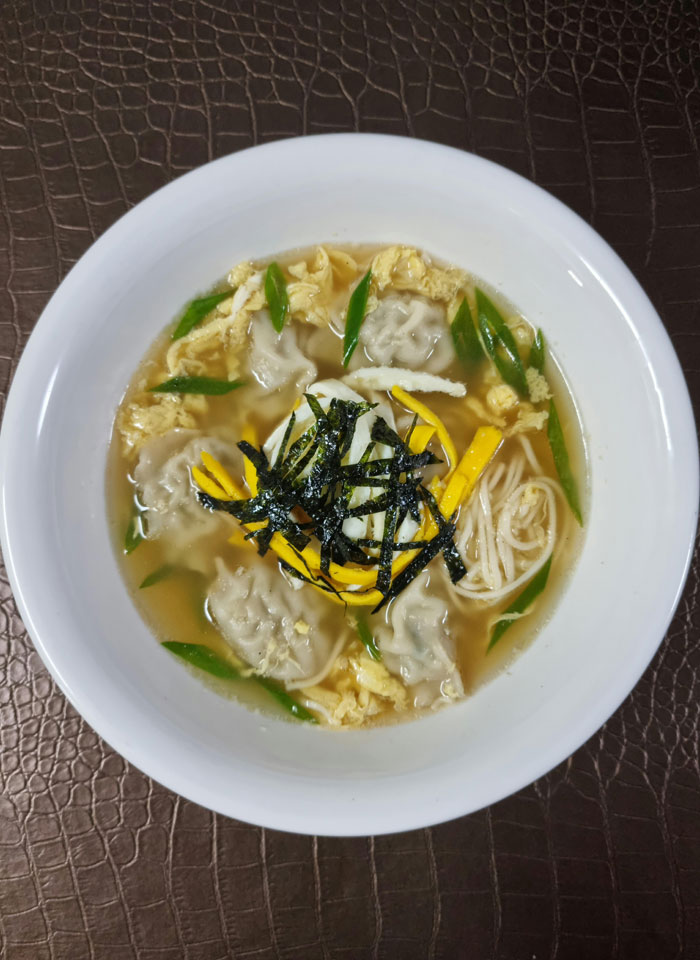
xmin=376 ymin=573 xmax=464 ymax=707
xmin=207 ymin=558 xmax=335 ymax=685
xmin=357 ymin=294 xmax=454 ymax=373
xmin=248 ymin=311 xmax=317 ymax=391
xmin=133 ymin=430 xmax=233 ymax=542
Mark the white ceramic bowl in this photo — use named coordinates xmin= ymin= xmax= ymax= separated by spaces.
xmin=1 ymin=134 xmax=697 ymax=836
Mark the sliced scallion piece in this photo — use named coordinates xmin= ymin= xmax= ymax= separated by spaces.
xmin=149 ymin=376 xmax=245 ymax=395
xmin=488 ymin=555 xmax=552 ymax=652
xmin=451 ymin=296 xmax=483 ymax=370
xmin=265 ymin=261 xmax=289 ymax=333
xmin=163 ymin=641 xmax=240 ymax=679
xmin=139 ymin=564 xmax=174 ymax=589
xmin=529 ymin=328 xmax=545 ymax=373
xmin=476 ymin=288 xmax=528 ymax=396
xmin=124 ymin=514 xmax=144 ymax=554
xmin=162 ymin=641 xmax=318 ymax=723
xmin=255 ymin=676 xmax=319 ymax=723
xmin=343 ymin=269 xmax=372 ymax=367
xmin=356 ymin=617 xmax=381 ymax=661
xmin=172 ymin=289 xmax=235 ymax=341
xmin=547 ymin=399 xmax=583 ymax=525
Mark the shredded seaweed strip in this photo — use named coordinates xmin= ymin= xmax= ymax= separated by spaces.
xmin=198 ymin=395 xmax=468 ymax=607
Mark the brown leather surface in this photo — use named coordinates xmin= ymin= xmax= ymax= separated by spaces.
xmin=1 ymin=1 xmax=699 ymax=956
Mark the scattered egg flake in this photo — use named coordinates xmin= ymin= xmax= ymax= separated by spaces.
xmin=486 ymin=384 xmax=518 ymax=415
xmin=165 ymin=271 xmax=265 ymax=379
xmin=370 ymin=245 xmax=467 ymax=302
xmin=526 ymin=367 xmax=553 ymax=404
xmin=506 ymin=405 xmax=549 ymax=436
xmin=463 ymin=396 xmax=506 ymax=428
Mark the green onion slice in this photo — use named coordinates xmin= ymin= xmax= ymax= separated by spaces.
xmin=476 ymin=288 xmax=528 ymax=396
xmin=451 ymin=297 xmax=483 ymax=370
xmin=356 ymin=617 xmax=382 ymax=661
xmin=124 ymin=514 xmax=144 ymax=554
xmin=529 ymin=328 xmax=545 ymax=373
xmin=343 ymin=269 xmax=372 ymax=367
xmin=547 ymin=399 xmax=583 ymax=525
xmin=172 ymin=289 xmax=235 ymax=341
xmin=162 ymin=641 xmax=240 ymax=679
xmin=162 ymin=642 xmax=318 ymax=723
xmin=139 ymin=564 xmax=174 ymax=589
xmin=255 ymin=676 xmax=319 ymax=723
xmin=265 ymin=261 xmax=289 ymax=333
xmin=149 ymin=376 xmax=245 ymax=395
xmin=488 ymin=555 xmax=552 ymax=652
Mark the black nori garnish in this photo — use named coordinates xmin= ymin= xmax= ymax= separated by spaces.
xmin=198 ymin=395 xmax=467 ymax=606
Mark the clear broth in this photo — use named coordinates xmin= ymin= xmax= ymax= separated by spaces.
xmin=107 ymin=244 xmax=587 ymax=724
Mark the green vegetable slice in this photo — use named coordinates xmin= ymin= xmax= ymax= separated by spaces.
xmin=488 ymin=555 xmax=553 ymax=652
xmin=172 ymin=289 xmax=234 ymax=341
xmin=162 ymin=641 xmax=318 ymax=723
xmin=149 ymin=376 xmax=245 ymax=395
xmin=547 ymin=399 xmax=583 ymax=525
xmin=265 ymin=261 xmax=289 ymax=333
xmin=163 ymin=641 xmax=241 ymax=679
xmin=451 ymin=297 xmax=483 ymax=370
xmin=255 ymin=676 xmax=319 ymax=723
xmin=124 ymin=514 xmax=144 ymax=554
xmin=476 ymin=288 xmax=528 ymax=396
xmin=529 ymin=328 xmax=545 ymax=373
xmin=343 ymin=269 xmax=372 ymax=367
xmin=356 ymin=618 xmax=381 ymax=661
xmin=139 ymin=564 xmax=174 ymax=589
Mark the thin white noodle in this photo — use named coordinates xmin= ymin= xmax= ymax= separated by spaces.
xmin=498 ymin=481 xmax=556 ymax=552
xmin=518 ymin=433 xmax=542 ymax=472
xmin=454 ymin=456 xmax=562 ymax=605
xmin=299 ymin=696 xmax=335 ymax=725
xmin=497 ymin=520 xmax=516 ymax=581
xmin=479 ymin=483 xmax=502 ymax=591
xmin=487 ymin=462 xmax=505 ymax=491
xmin=494 ymin=455 xmax=525 ymax=507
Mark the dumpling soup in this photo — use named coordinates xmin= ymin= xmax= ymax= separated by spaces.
xmin=109 ymin=245 xmax=586 ymax=728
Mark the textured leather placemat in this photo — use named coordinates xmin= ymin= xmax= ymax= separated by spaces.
xmin=1 ymin=2 xmax=699 ymax=957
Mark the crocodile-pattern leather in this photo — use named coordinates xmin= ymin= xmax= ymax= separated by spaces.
xmin=1 ymin=2 xmax=699 ymax=957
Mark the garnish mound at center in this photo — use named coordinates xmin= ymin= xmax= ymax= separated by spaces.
xmin=198 ymin=394 xmax=467 ymax=611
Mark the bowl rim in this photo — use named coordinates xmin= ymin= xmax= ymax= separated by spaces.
xmin=1 ymin=133 xmax=698 ymax=835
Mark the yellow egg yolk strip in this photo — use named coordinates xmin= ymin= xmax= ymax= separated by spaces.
xmin=439 ymin=426 xmax=503 ymax=519
xmin=200 ymin=450 xmax=243 ymax=499
xmin=191 ymin=466 xmax=233 ymax=501
xmin=240 ymin=425 xmax=259 ymax=495
xmin=407 ymin=423 xmax=435 ymax=454
xmin=391 ymin=385 xmax=458 ymax=478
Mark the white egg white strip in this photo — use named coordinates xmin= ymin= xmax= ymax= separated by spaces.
xmin=342 ymin=366 xmax=466 ymax=397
